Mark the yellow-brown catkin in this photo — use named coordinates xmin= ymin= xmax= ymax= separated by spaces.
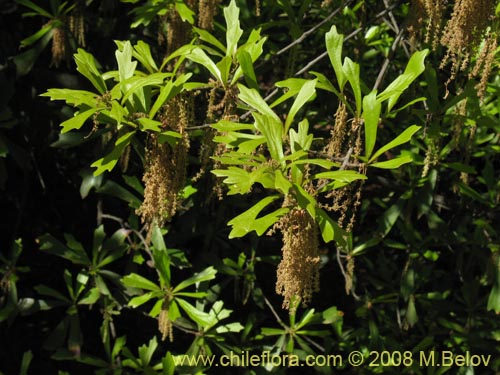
xmin=440 ymin=0 xmax=496 ymax=90
xmin=470 ymin=33 xmax=497 ymax=99
xmin=275 ymin=201 xmax=320 ymax=311
xmin=163 ymin=0 xmax=197 ymax=59
xmin=136 ymin=94 xmax=192 ymax=236
xmin=69 ymin=7 xmax=86 ymax=47
xmin=407 ymin=0 xmax=448 ymax=50
xmin=136 ymin=135 xmax=172 ymax=231
xmin=324 ymin=114 xmax=364 ymax=233
xmin=324 ymin=101 xmax=348 ymax=160
xmin=51 ymin=23 xmax=68 ymax=67
xmin=158 ymin=299 xmax=174 ymax=342
xmin=198 ymin=0 xmax=220 ymax=31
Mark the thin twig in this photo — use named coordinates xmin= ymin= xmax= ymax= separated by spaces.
xmin=277 ymin=0 xmax=355 ymax=56
xmin=263 ymin=293 xmax=288 ymax=329
xmin=101 ymin=213 xmax=153 ymax=262
xmin=372 ymin=26 xmax=406 ymax=91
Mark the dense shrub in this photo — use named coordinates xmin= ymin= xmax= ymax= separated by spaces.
xmin=1 ymin=0 xmax=499 ymax=374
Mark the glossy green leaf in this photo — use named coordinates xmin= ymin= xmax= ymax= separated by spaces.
xmin=369 ymin=125 xmax=421 ymax=163
xmin=325 ymin=25 xmax=346 ymax=90
xmin=128 ymin=292 xmax=156 ymax=308
xmin=238 ymin=84 xmax=282 ymax=123
xmin=377 ymin=49 xmax=428 ymax=112
xmin=78 ymin=287 xmax=100 ymax=305
xmin=314 ymin=170 xmax=367 ymax=182
xmin=274 ymin=170 xmax=292 ymax=195
xmin=284 ymin=79 xmax=317 ymax=133
xmin=236 ymin=50 xmax=258 ymax=89
xmin=227 ymin=195 xmax=289 ymax=238
xmin=187 ymin=47 xmax=222 ymax=83
xmin=20 ymin=23 xmax=53 ymax=47
xmin=91 ymin=131 xmax=136 ymax=175
xmin=370 ymin=155 xmax=413 ymax=169
xmin=41 ymin=89 xmax=97 ymax=107
xmin=254 ymin=112 xmax=284 ymax=165
xmin=224 ymin=0 xmax=243 ymax=57
xmin=176 ymin=298 xmax=215 ymax=327
xmin=115 ymin=41 xmax=137 ymax=84
xmin=289 ymin=119 xmax=313 ymax=153
xmin=74 ymin=49 xmax=107 ymax=94
xmin=136 ymin=118 xmax=162 ymax=132
xmin=133 ymin=40 xmax=159 ymax=73
xmin=343 ymin=57 xmax=362 ymax=116
xmin=151 ymin=224 xmax=171 ymax=286
xmin=38 ymin=233 xmax=90 ymax=265
xmin=174 ymin=1 xmax=195 ymax=24
xmin=122 ymin=273 xmax=160 ymax=291
xmin=192 ymin=27 xmax=226 ymax=54
xmin=362 ymin=90 xmax=381 ymax=158
xmin=60 ymin=108 xmax=101 ymax=133
xmin=173 ymin=266 xmax=217 ymax=293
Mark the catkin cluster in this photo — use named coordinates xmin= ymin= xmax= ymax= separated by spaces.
xmin=136 ymin=95 xmax=192 ymax=237
xmin=323 ymin=102 xmax=364 ymax=233
xmin=275 ymin=202 xmax=320 ymax=311
xmin=408 ymin=0 xmax=498 ymax=98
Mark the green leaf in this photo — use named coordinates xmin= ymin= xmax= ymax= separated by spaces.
xmin=369 ymin=125 xmax=421 ymax=163
xmin=343 ymin=57 xmax=362 ymax=116
xmin=314 ymin=170 xmax=367 ymax=183
xmin=38 ymin=233 xmax=90 ymax=265
xmin=173 ymin=266 xmax=217 ymax=293
xmin=274 ymin=170 xmax=292 ymax=195
xmin=224 ymin=0 xmax=243 ymax=57
xmin=121 ymin=73 xmax=170 ymax=108
xmin=136 ymin=118 xmax=162 ymax=132
xmin=284 ymin=79 xmax=317 ymax=133
xmin=192 ymin=27 xmax=226 ymax=54
xmin=162 ymin=352 xmax=176 ymax=375
xmin=16 ymin=0 xmax=53 ymax=18
xmin=362 ymin=90 xmax=381 ymax=158
xmin=238 ymin=84 xmax=281 ymax=123
xmin=20 ymin=23 xmax=54 ymax=48
xmin=174 ymin=1 xmax=195 ymax=24
xmin=138 ymin=336 xmax=158 ymax=366
xmin=377 ymin=49 xmax=429 ymax=112
xmin=74 ymin=49 xmax=107 ymax=95
xmin=293 ymin=184 xmax=342 ymax=243
xmin=128 ymin=292 xmax=156 ymax=308
xmin=187 ymin=47 xmax=222 ymax=83
xmin=254 ymin=112 xmax=284 ymax=166
xmin=325 ymin=26 xmax=346 ymax=90
xmin=151 ymin=224 xmax=171 ymax=286
xmin=406 ymin=295 xmax=418 ymax=327
xmin=78 ymin=287 xmax=100 ymax=305
xmin=60 ymin=108 xmax=101 ymax=133
xmin=41 ymin=89 xmax=97 ymax=107
xmin=212 ymin=167 xmax=254 ymax=195
xmin=176 ymin=298 xmax=215 ymax=327
xmin=115 ymin=41 xmax=137 ymax=84
xmin=133 ymin=40 xmax=159 ymax=73
xmin=236 ymin=50 xmax=258 ymax=89
xmin=216 ymin=55 xmax=232 ymax=84
xmin=227 ymin=196 xmax=289 ymax=238
xmin=122 ymin=273 xmax=160 ymax=291
xmin=212 ymin=120 xmax=254 ymax=132
xmin=91 ymin=131 xmax=136 ymax=175
xmin=289 ymin=119 xmax=313 ymax=153
xmin=20 ymin=350 xmax=33 ymax=375
xmin=370 ymin=155 xmax=413 ymax=169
